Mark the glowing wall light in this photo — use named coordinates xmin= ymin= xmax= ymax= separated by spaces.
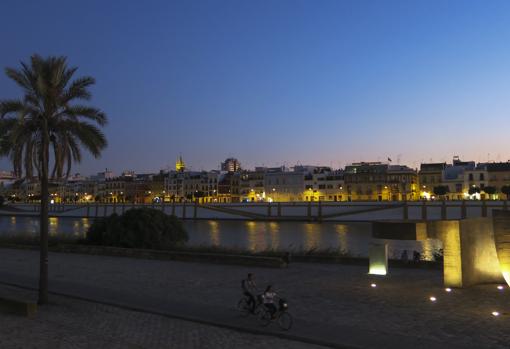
xmin=369 ymin=243 xmax=388 ymax=276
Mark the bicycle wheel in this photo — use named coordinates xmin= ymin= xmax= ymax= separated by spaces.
xmin=253 ymin=304 xmax=264 ymax=317
xmin=237 ymin=298 xmax=250 ymax=317
xmin=278 ymin=312 xmax=293 ymax=331
xmin=258 ymin=308 xmax=272 ymax=327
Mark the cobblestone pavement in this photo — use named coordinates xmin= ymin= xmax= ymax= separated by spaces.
xmin=1 ymin=248 xmax=510 ymax=348
xmin=0 ymin=287 xmax=325 ymax=349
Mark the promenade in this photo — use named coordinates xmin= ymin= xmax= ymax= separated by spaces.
xmin=0 ymin=248 xmax=509 ymax=348
xmin=0 ymin=285 xmax=320 ymax=349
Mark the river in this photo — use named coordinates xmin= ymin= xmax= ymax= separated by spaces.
xmin=0 ymin=216 xmax=442 ymax=260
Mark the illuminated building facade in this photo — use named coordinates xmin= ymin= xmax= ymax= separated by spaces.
xmin=221 ymin=158 xmax=241 ymax=173
xmin=165 ymin=171 xmax=219 ymax=203
xmin=344 ymin=162 xmax=417 ymax=201
xmin=240 ymin=168 xmax=266 ymax=202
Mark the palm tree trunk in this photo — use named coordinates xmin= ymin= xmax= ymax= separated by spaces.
xmin=38 ymin=123 xmax=50 ymax=305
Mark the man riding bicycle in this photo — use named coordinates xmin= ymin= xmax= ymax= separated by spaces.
xmin=241 ymin=273 xmax=258 ymax=313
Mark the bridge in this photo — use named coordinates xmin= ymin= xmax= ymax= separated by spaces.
xmin=1 ymin=200 xmax=508 ymax=222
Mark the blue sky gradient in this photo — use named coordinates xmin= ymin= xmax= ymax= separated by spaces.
xmin=1 ymin=0 xmax=510 ymax=174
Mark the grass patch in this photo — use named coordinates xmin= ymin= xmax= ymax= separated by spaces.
xmin=0 ymin=234 xmax=352 ymax=257
xmin=0 ymin=234 xmax=84 ymax=247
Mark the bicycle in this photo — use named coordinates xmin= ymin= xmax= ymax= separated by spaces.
xmin=258 ymin=298 xmax=293 ymax=331
xmin=237 ymin=294 xmax=264 ymax=317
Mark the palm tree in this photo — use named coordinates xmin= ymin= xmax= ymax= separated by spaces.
xmin=0 ymin=55 xmax=108 ymax=304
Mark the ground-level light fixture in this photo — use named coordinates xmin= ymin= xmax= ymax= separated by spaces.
xmin=429 ymin=296 xmax=437 ymax=302
xmin=445 ymin=288 xmax=452 ymax=292
xmin=492 ymin=311 xmax=500 ymax=317
xmin=370 ymin=283 xmax=377 ymax=288
xmin=497 ymin=285 xmax=504 ymax=290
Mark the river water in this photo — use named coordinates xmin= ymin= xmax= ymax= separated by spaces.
xmin=0 ymin=216 xmax=442 ymax=260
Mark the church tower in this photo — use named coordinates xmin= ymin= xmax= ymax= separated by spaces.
xmin=176 ymin=155 xmax=186 ymax=172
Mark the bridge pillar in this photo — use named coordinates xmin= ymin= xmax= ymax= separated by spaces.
xmin=421 ymin=201 xmax=427 ymax=220
xmin=277 ymin=202 xmax=281 ymax=217
xmin=86 ymin=203 xmax=90 ymax=218
xmin=441 ymin=200 xmax=447 ymax=220
xmin=482 ymin=200 xmax=488 ymax=217
xmin=461 ymin=200 xmax=467 ymax=219
xmin=403 ymin=200 xmax=409 ymax=220
xmin=267 ymin=203 xmax=272 ymax=217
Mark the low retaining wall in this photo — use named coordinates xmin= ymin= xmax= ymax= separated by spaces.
xmin=0 ymin=243 xmax=286 ymax=268
xmin=0 ymin=296 xmax=37 ymax=317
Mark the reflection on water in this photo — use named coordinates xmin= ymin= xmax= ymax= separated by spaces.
xmin=208 ymin=220 xmax=220 ymax=247
xmin=335 ymin=224 xmax=349 ymax=254
xmin=0 ymin=216 xmax=442 ymax=260
xmin=268 ymin=222 xmax=279 ymax=250
xmin=304 ymin=223 xmax=317 ymax=250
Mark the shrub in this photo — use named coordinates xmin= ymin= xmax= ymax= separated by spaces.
xmin=433 ymin=185 xmax=449 ymax=197
xmin=86 ymin=208 xmax=188 ymax=249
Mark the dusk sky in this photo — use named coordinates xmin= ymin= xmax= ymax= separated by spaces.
xmin=1 ymin=0 xmax=510 ymax=175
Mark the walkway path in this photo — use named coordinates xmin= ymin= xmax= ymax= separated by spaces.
xmin=0 ymin=285 xmax=324 ymax=349
xmin=0 ymin=248 xmax=509 ymax=348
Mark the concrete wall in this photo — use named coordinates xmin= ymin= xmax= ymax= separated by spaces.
xmin=492 ymin=210 xmax=510 ymax=286
xmin=427 ymin=219 xmax=504 ymax=287
xmin=459 ymin=218 xmax=503 ymax=286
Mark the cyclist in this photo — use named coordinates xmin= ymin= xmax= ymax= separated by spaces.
xmin=263 ymin=285 xmax=278 ymax=318
xmin=241 ymin=273 xmax=258 ymax=313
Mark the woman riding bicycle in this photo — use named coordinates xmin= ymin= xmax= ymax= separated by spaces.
xmin=262 ymin=285 xmax=278 ymax=318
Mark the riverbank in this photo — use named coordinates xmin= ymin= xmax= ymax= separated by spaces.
xmin=0 ymin=248 xmax=507 ymax=348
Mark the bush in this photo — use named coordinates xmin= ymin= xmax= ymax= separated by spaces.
xmin=86 ymin=208 xmax=188 ymax=249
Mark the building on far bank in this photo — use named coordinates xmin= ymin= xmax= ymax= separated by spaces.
xmin=344 ymin=162 xmax=417 ymax=201
xmin=221 ymin=158 xmax=241 ymax=173
xmin=487 ymin=162 xmax=510 ymax=200
xmin=418 ymin=162 xmax=446 ymax=199
xmin=240 ymin=167 xmax=266 ymax=202
xmin=264 ymin=166 xmax=305 ymax=202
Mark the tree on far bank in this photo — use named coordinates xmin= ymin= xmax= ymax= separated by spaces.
xmin=500 ymin=185 xmax=510 ymax=200
xmin=433 ymin=185 xmax=449 ymax=198
xmin=0 ymin=55 xmax=108 ymax=304
xmin=483 ymin=186 xmax=497 ymax=200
